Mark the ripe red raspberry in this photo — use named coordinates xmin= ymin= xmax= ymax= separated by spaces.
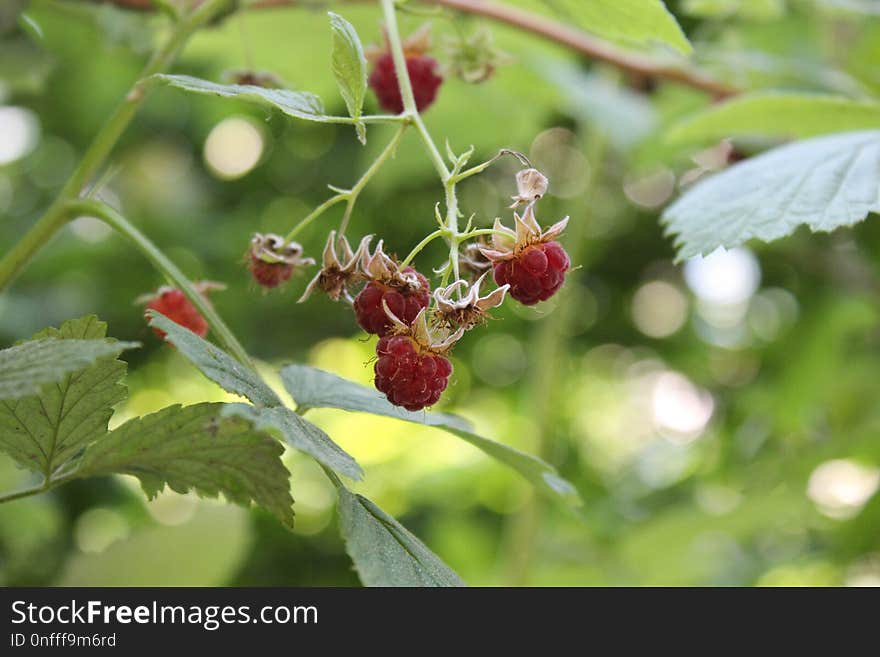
xmin=492 ymin=241 xmax=570 ymax=306
xmin=369 ymin=53 xmax=443 ymax=114
xmin=145 ymin=288 xmax=208 ymax=339
xmin=374 ymin=335 xmax=452 ymax=411
xmin=354 ymin=267 xmax=430 ymax=336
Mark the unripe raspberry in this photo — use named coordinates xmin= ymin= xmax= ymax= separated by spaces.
xmin=144 ymin=288 xmax=209 ymax=339
xmin=354 ymin=267 xmax=430 ymax=336
xmin=369 ymin=53 xmax=443 ymax=114
xmin=374 ymin=334 xmax=452 ymax=411
xmin=493 ymin=241 xmax=570 ymax=306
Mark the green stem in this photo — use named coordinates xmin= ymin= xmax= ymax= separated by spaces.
xmin=399 ymin=228 xmax=448 ymax=268
xmin=414 ymin=114 xmax=451 ymax=182
xmin=380 ymin=0 xmax=449 ymax=183
xmin=453 ymin=148 xmax=531 ymax=184
xmin=284 ymin=123 xmax=409 ymax=241
xmin=0 ymin=0 xmax=233 ymax=292
xmin=0 ymin=472 xmax=76 ymax=506
xmin=69 ymin=199 xmax=254 ymax=367
xmin=380 ymin=0 xmax=418 ymax=117
xmin=381 ymin=0 xmax=466 ymax=298
xmin=285 ymin=194 xmax=348 ymax=241
xmin=339 ymin=122 xmax=409 ymax=237
xmin=458 ymin=227 xmax=505 ymax=240
xmin=444 ymin=180 xmax=461 ymax=285
xmin=324 ymin=114 xmax=407 ymax=126
xmin=0 ymin=482 xmax=49 ymax=505
xmin=0 ymin=204 xmax=76 ymax=290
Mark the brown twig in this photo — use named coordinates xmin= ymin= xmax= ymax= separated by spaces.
xmin=81 ymin=0 xmax=738 ymax=98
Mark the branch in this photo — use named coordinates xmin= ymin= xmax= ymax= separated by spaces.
xmin=81 ymin=0 xmax=737 ymax=98
xmin=432 ymin=0 xmax=736 ymax=98
xmin=68 ymin=198 xmax=255 ymax=368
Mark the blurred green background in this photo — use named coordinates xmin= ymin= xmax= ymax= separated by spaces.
xmin=2 ymin=0 xmax=880 ymax=586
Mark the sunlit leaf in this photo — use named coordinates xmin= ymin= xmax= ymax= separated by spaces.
xmin=538 ymin=0 xmax=692 ymax=53
xmin=663 ymin=130 xmax=880 ymax=259
xmin=280 ymin=364 xmax=582 ymax=508
xmin=78 ymin=402 xmax=294 ymax=529
xmin=666 ymin=93 xmax=880 ymax=144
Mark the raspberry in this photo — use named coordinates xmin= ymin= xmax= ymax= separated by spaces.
xmin=492 ymin=241 xmax=570 ymax=306
xmin=369 ymin=53 xmax=443 ymax=114
xmin=374 ymin=335 xmax=452 ymax=411
xmin=145 ymin=288 xmax=208 ymax=339
xmin=247 ymin=233 xmax=313 ymax=290
xmin=354 ymin=267 xmax=430 ymax=336
xmin=248 ymin=255 xmax=292 ymax=289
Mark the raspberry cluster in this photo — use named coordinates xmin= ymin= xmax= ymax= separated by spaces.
xmin=133 ymin=22 xmax=573 ymax=415
xmin=492 ymin=241 xmax=570 ymax=306
xmin=374 ymin=335 xmax=452 ymax=411
xmin=142 ymin=52 xmax=568 ymax=414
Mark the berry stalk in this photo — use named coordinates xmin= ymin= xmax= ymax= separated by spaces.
xmin=0 ymin=0 xmax=235 ymax=292
xmin=339 ymin=121 xmax=410 ymax=236
xmin=380 ymin=0 xmax=467 ymax=295
xmin=69 ymin=199 xmax=254 ymax=368
xmin=0 ymin=471 xmax=77 ymax=506
xmin=284 ymin=122 xmax=409 ymax=241
xmin=399 ymin=228 xmax=448 ymax=268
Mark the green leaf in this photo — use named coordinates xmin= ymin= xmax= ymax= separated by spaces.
xmin=330 ymin=472 xmax=464 ymax=587
xmin=0 ymin=316 xmax=135 ymax=476
xmin=662 ymin=130 xmax=880 ymax=260
xmin=540 ymin=0 xmax=692 ymax=54
xmin=147 ymin=313 xmax=359 ymax=480
xmin=666 ymin=93 xmax=880 ymax=144
xmin=328 ymin=12 xmax=367 ymax=144
xmin=682 ymin=0 xmax=785 ymax=21
xmin=280 ymin=364 xmax=582 ymax=508
xmin=223 ymin=403 xmax=363 ymax=481
xmin=147 ymin=311 xmax=281 ymax=407
xmin=153 ymin=74 xmax=343 ymax=125
xmin=78 ymin=402 xmax=294 ymax=529
xmin=0 ymin=328 xmax=136 ymax=402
